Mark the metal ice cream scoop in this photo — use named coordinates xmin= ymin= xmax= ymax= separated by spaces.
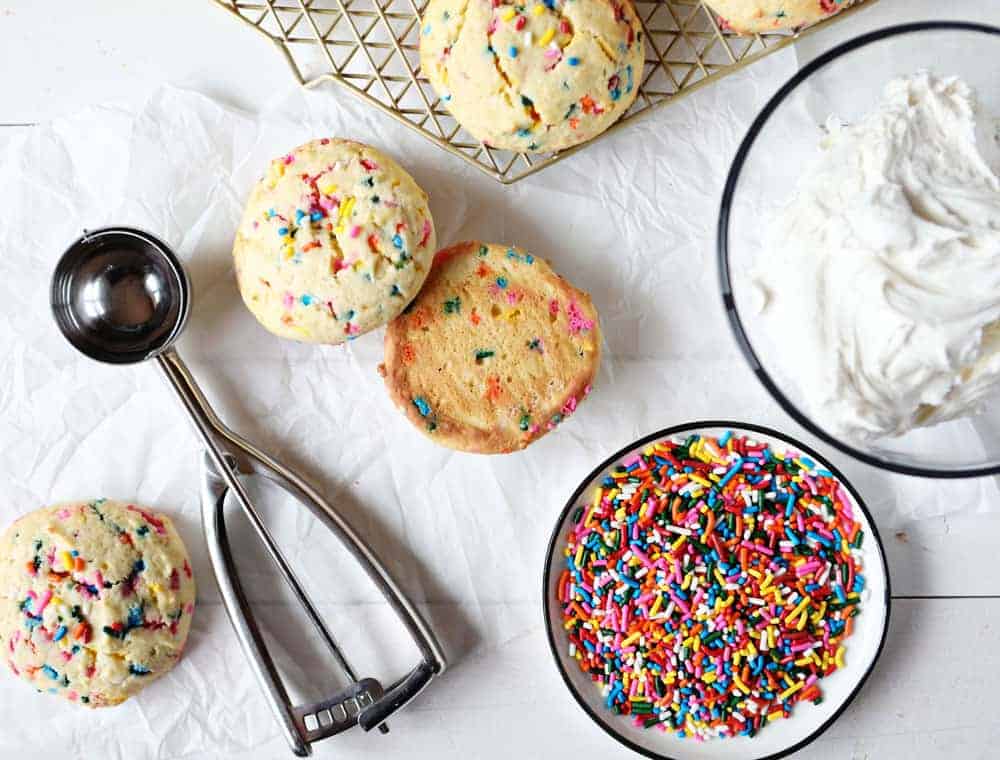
xmin=50 ymin=226 xmax=445 ymax=757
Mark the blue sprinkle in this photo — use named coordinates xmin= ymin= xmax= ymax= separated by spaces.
xmin=567 ymin=56 xmax=580 ymax=66
xmin=129 ymin=663 xmax=151 ymax=676
xmin=295 ymin=209 xmax=306 ymax=223
xmin=610 ymin=88 xmax=621 ymax=101
xmin=719 ymin=430 xmax=732 ymax=446
xmin=423 ymin=23 xmax=431 ymax=35
xmin=390 ymin=284 xmax=402 ymax=297
xmin=71 ymin=550 xmax=79 ymax=557
xmin=495 ymin=277 xmax=508 ymax=289
xmin=345 ymin=309 xmax=356 ymax=321
xmin=267 ymin=208 xmax=276 ymax=218
xmin=413 ymin=397 xmax=432 ymax=417
xmin=53 ymin=625 xmax=67 ymax=642
xmin=508 ymin=45 xmax=518 ymax=58
xmin=133 ymin=559 xmax=145 ymax=573
xmin=516 ymin=128 xmax=531 ymax=137
xmin=310 ymin=210 xmax=323 ymax=222
xmin=41 ymin=665 xmax=59 ymax=680
xmin=301 ymin=294 xmax=314 ymax=306
xmin=392 ymin=234 xmax=404 ymax=250
xmin=277 ymin=227 xmax=289 ymax=236
xmin=127 ymin=606 xmax=144 ymax=629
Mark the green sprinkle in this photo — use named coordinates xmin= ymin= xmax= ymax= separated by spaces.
xmin=474 ymin=349 xmax=495 ymax=363
xmin=443 ymin=296 xmax=461 ymax=314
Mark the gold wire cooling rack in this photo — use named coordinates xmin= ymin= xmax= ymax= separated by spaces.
xmin=211 ymin=0 xmax=873 ymax=184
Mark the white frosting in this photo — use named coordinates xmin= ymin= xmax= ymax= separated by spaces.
xmin=757 ymin=73 xmax=1000 ymax=441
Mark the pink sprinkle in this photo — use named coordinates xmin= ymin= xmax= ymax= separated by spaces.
xmin=346 ymin=323 xmax=361 ymax=335
xmin=61 ymin=651 xmax=72 ymax=663
xmin=184 ymin=602 xmax=195 ymax=615
xmin=319 ymin=196 xmax=337 ymax=211
xmin=320 ymin=138 xmax=330 ymax=145
xmin=8 ymin=660 xmax=18 ymax=676
xmin=67 ymin=690 xmax=78 ymax=701
xmin=566 ymin=300 xmax=595 ymax=335
xmin=562 ymin=396 xmax=578 ymax=416
xmin=36 ymin=589 xmax=52 ymax=614
xmin=419 ymin=218 xmax=432 ymax=247
xmin=252 ymin=220 xmax=259 ymax=229
xmin=57 ymin=508 xmax=71 ymax=520
xmin=487 ymin=17 xmax=498 ymax=34
xmin=349 ymin=224 xmax=362 ymax=238
xmin=127 ymin=505 xmax=167 ymax=535
xmin=506 ymin=291 xmax=520 ymax=305
xmin=529 ymin=424 xmax=540 ymax=434
xmin=283 ymin=154 xmax=295 ymax=165
xmin=360 ymin=158 xmax=378 ymax=171
xmin=549 ymin=299 xmax=560 ymax=316
xmin=544 ymin=47 xmax=561 ymax=59
xmin=514 ymin=14 xmax=527 ymax=30
xmin=283 ymin=291 xmax=295 ymax=309
xmin=583 ymin=384 xmax=592 ymax=396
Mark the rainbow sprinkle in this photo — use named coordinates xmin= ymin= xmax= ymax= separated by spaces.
xmin=557 ymin=431 xmax=865 ymax=740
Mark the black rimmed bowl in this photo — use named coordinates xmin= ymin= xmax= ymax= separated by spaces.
xmin=542 ymin=422 xmax=890 ymax=760
xmin=718 ymin=22 xmax=1000 ymax=478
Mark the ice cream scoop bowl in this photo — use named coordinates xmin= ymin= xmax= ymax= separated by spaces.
xmin=50 ymin=227 xmax=445 ymax=757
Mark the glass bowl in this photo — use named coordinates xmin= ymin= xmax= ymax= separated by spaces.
xmin=542 ymin=422 xmax=890 ymax=760
xmin=718 ymin=22 xmax=1000 ymax=477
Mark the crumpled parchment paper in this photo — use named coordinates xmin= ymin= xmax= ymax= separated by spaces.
xmin=0 ymin=39 xmax=997 ymax=760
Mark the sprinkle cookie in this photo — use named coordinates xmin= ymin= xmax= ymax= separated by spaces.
xmin=233 ymin=139 xmax=436 ymax=344
xmin=706 ymin=0 xmax=854 ymax=34
xmin=380 ymin=242 xmax=601 ymax=453
xmin=0 ymin=500 xmax=196 ymax=707
xmin=420 ymin=0 xmax=645 ymax=153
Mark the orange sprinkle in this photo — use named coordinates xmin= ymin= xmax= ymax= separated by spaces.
xmin=400 ymin=343 xmax=416 ymax=364
xmin=470 ymin=307 xmax=481 ymax=326
xmin=485 ymin=375 xmax=502 ymax=402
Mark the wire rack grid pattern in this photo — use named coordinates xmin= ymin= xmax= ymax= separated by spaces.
xmin=211 ymin=0 xmax=871 ymax=183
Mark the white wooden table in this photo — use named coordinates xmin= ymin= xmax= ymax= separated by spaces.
xmin=3 ymin=1 xmax=1000 ymax=758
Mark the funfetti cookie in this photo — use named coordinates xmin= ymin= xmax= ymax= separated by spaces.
xmin=706 ymin=0 xmax=853 ymax=34
xmin=380 ymin=242 xmax=601 ymax=453
xmin=420 ymin=0 xmax=645 ymax=153
xmin=233 ymin=138 xmax=436 ymax=344
xmin=0 ymin=499 xmax=195 ymax=707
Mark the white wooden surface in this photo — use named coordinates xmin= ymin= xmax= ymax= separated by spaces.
xmin=3 ymin=1 xmax=1000 ymax=758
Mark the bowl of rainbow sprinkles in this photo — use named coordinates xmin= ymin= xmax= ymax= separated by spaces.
xmin=543 ymin=422 xmax=889 ymax=760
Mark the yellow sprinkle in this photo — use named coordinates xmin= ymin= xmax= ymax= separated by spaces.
xmin=502 ymin=7 xmax=516 ymax=20
xmin=796 ymin=610 xmax=808 ymax=630
xmin=574 ymin=544 xmax=585 ymax=568
xmin=60 ymin=552 xmax=74 ymax=572
xmin=320 ymin=182 xmax=337 ymax=195
xmin=746 ymin=641 xmax=757 ymax=657
xmin=532 ymin=3 xmax=544 ymax=14
xmin=680 ymin=573 xmax=692 ymax=591
xmin=779 ymin=681 xmax=804 ymax=701
xmin=538 ymin=27 xmax=555 ymax=46
xmin=702 ymin=672 xmax=716 ymax=683
xmin=622 ymin=632 xmax=641 ymax=647
xmin=689 ymin=475 xmax=711 ymax=488
xmin=671 ymin=535 xmax=687 ymax=551
xmin=794 ymin=657 xmax=812 ymax=667
xmin=563 ymin=618 xmax=576 ymax=630
xmin=768 ymin=710 xmax=784 ymax=722
xmin=650 ymin=594 xmax=662 ymax=617
xmin=51 ymin=596 xmax=64 ymax=607
xmin=733 ymin=675 xmax=750 ymax=695
xmin=283 ymin=245 xmax=295 ymax=260
xmin=835 ymin=645 xmax=846 ymax=669
xmin=733 ymin=651 xmax=741 ymax=667
xmin=340 ymin=196 xmax=356 ymax=220
xmin=747 ymin=569 xmax=761 ymax=579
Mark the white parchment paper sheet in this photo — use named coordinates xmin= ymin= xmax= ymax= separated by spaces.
xmin=0 ymin=40 xmax=997 ymax=759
